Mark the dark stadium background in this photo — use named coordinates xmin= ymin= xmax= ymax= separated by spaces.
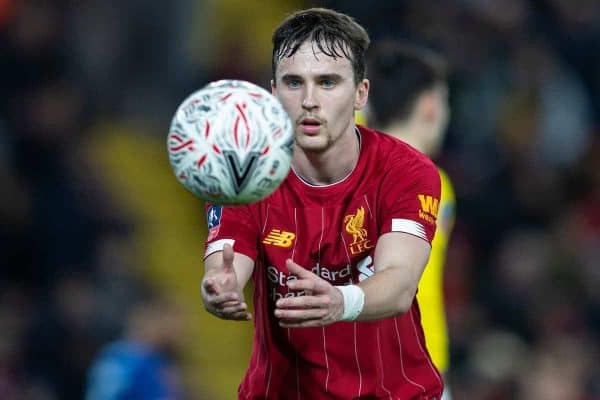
xmin=1 ymin=0 xmax=598 ymax=399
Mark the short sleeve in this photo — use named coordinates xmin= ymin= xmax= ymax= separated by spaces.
xmin=379 ymin=157 xmax=441 ymax=243
xmin=203 ymin=202 xmax=259 ymax=260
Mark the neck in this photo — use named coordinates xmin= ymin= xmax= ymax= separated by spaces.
xmin=127 ymin=324 xmax=162 ymax=350
xmin=292 ymin=127 xmax=360 ymax=185
xmin=382 ymin=119 xmax=429 ymax=154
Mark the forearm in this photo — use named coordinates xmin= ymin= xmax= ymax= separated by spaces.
xmin=353 ymin=266 xmax=419 ymax=321
xmin=203 ymin=250 xmax=255 ymax=291
xmin=347 ymin=232 xmax=431 ymax=322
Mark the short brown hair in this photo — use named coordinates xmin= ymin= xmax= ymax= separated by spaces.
xmin=368 ymin=40 xmax=448 ymax=127
xmin=272 ymin=8 xmax=370 ymax=84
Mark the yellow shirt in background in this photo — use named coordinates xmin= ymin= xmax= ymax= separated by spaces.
xmin=417 ymin=167 xmax=455 ymax=373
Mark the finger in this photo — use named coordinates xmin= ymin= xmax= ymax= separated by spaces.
xmin=229 ymin=311 xmax=252 ymax=321
xmin=274 ymin=307 xmax=327 ymax=321
xmin=286 ymin=278 xmax=316 ymax=292
xmin=222 ymin=243 xmax=235 ymax=271
xmin=279 ymin=318 xmax=324 ymax=328
xmin=286 ymin=277 xmax=331 ymax=297
xmin=285 ymin=259 xmax=317 ymax=279
xmin=221 ymin=299 xmax=243 ymax=308
xmin=207 ymin=292 xmax=240 ymax=306
xmin=219 ymin=309 xmax=252 ymax=321
xmin=203 ymin=278 xmax=219 ymax=295
xmin=276 ymin=295 xmax=324 ymax=309
xmin=312 ymin=279 xmax=332 ymax=295
xmin=221 ymin=302 xmax=248 ymax=315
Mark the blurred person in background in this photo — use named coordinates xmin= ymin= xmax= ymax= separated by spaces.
xmin=85 ymin=295 xmax=185 ymax=400
xmin=365 ymin=39 xmax=454 ymax=399
xmin=201 ymin=7 xmax=444 ymax=399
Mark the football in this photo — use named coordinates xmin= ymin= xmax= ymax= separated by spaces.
xmin=167 ymin=80 xmax=294 ymax=204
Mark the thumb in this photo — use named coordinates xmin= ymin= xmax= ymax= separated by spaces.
xmin=285 ymin=259 xmax=314 ymax=279
xmin=222 ymin=243 xmax=235 ymax=271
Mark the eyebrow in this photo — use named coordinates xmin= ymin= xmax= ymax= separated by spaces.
xmin=280 ymin=73 xmax=345 ymax=83
xmin=316 ymin=73 xmax=344 ymax=82
xmin=280 ymin=74 xmax=302 ymax=83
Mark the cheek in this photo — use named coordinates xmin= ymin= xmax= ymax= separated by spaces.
xmin=334 ymin=96 xmax=357 ymax=119
xmin=276 ymin=95 xmax=296 ymax=116
xmin=328 ymin=92 xmax=355 ymax=113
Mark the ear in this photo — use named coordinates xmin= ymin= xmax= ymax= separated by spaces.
xmin=271 ymin=79 xmax=276 ymax=95
xmin=354 ymin=79 xmax=370 ymax=110
xmin=416 ymin=90 xmax=440 ymax=123
xmin=415 ymin=85 xmax=450 ymax=126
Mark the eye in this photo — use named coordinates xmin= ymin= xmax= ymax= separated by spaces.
xmin=287 ymin=79 xmax=302 ymax=89
xmin=320 ymin=79 xmax=336 ymax=88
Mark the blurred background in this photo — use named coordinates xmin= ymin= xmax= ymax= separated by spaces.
xmin=0 ymin=0 xmax=598 ymax=399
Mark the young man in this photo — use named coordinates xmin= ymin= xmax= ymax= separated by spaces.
xmin=366 ymin=40 xmax=455 ymax=400
xmin=201 ymin=8 xmax=443 ymax=399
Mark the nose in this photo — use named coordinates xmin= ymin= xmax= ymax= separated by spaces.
xmin=301 ymin=86 xmax=318 ymax=111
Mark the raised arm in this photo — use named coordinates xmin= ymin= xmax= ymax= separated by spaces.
xmin=201 ymin=243 xmax=255 ymax=321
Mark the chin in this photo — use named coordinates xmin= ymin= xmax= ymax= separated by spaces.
xmin=296 ymin=136 xmax=328 ymax=153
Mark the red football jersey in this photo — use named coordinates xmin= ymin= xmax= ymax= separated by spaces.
xmin=205 ymin=126 xmax=443 ymax=399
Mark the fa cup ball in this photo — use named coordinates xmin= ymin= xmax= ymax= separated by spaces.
xmin=167 ymin=80 xmax=294 ymax=204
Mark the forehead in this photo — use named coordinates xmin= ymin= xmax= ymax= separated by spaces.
xmin=275 ymin=41 xmax=354 ymax=79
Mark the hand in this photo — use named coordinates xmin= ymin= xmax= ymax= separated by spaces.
xmin=274 ymin=259 xmax=344 ymax=328
xmin=201 ymin=243 xmax=251 ymax=321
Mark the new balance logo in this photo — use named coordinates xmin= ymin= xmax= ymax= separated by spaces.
xmin=263 ymin=229 xmax=296 ymax=248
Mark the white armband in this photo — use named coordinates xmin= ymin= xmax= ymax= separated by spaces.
xmin=336 ymin=285 xmax=365 ymax=321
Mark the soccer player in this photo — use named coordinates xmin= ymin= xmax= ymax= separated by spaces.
xmin=366 ymin=40 xmax=455 ymax=400
xmin=201 ymin=8 xmax=443 ymax=399
xmin=85 ymin=298 xmax=185 ymax=400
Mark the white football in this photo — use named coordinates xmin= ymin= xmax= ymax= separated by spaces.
xmin=167 ymin=80 xmax=294 ymax=204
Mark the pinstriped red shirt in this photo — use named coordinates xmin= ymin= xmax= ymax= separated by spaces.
xmin=205 ymin=126 xmax=443 ymax=399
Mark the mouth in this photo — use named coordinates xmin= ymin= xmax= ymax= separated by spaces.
xmin=299 ymin=117 xmax=322 ymax=135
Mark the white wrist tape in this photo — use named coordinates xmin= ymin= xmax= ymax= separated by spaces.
xmin=336 ymin=285 xmax=365 ymax=321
